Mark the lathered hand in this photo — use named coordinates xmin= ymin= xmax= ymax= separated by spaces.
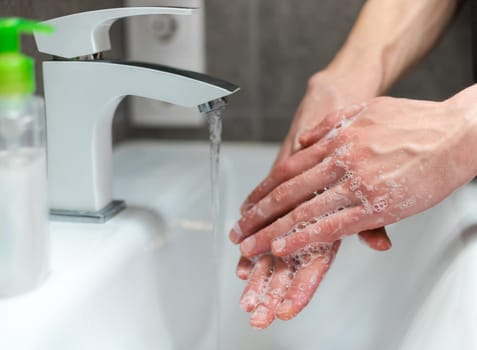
xmin=229 ymin=0 xmax=465 ymax=329
xmin=232 ymin=71 xmax=391 ymax=251
xmin=231 ymin=72 xmax=391 ymax=328
xmin=236 ymin=241 xmax=340 ymax=329
xmin=235 ymin=226 xmax=388 ymax=329
xmin=234 ymin=93 xmax=477 ymax=258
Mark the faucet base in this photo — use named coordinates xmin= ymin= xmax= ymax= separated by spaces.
xmin=49 ymin=200 xmax=127 ymax=223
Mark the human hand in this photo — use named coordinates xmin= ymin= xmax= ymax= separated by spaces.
xmin=230 ymin=75 xmax=390 ymax=328
xmin=234 ymin=228 xmax=388 ymax=328
xmin=272 ymin=71 xmax=350 ymax=165
xmin=235 ymin=96 xmax=477 ymax=258
xmin=236 ymin=241 xmax=340 ymax=329
xmin=235 ymin=71 xmax=391 ymax=251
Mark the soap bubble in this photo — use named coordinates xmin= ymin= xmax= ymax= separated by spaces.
xmin=372 ymin=195 xmax=388 ymax=213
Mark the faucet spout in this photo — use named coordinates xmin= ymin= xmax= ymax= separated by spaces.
xmin=42 ymin=60 xmax=239 ymax=219
xmin=198 ymin=97 xmax=228 ymax=114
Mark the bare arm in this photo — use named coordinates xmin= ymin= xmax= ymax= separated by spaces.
xmin=325 ymin=0 xmax=461 ymax=97
xmin=232 ymin=0 xmax=464 ymax=329
xmin=236 ymin=0 xmax=462 ymax=244
xmin=274 ymin=0 xmax=461 ymax=166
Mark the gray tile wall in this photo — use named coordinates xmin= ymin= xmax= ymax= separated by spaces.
xmin=1 ymin=0 xmax=473 ymax=143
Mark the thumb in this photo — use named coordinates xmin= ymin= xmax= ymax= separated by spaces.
xmin=299 ymin=104 xmax=365 ymax=148
xmin=358 ymin=227 xmax=392 ymax=251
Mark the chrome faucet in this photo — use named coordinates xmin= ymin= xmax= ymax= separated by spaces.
xmin=33 ymin=7 xmax=239 ymax=222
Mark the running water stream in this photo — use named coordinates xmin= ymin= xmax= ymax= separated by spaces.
xmin=206 ymin=108 xmax=223 ymax=350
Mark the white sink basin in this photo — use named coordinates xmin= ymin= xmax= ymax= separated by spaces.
xmin=1 ymin=140 xmax=477 ymax=350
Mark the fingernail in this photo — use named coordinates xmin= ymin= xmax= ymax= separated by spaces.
xmin=276 ymin=299 xmax=294 ymax=320
xmin=377 ymin=237 xmax=391 ymax=251
xmin=241 ymin=236 xmax=256 ymax=255
xmin=237 ymin=269 xmax=249 ymax=280
xmin=240 ymin=290 xmax=257 ymax=312
xmin=272 ymin=238 xmax=286 ymax=253
xmin=358 ymin=235 xmax=391 ymax=251
xmin=229 ymin=223 xmax=243 ymax=243
xmin=252 ymin=305 xmax=268 ymax=322
xmin=250 ymin=305 xmax=270 ymax=329
xmin=236 ymin=265 xmax=251 ymax=280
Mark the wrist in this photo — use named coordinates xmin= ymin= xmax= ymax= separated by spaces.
xmin=322 ymin=33 xmax=416 ymax=99
xmin=313 ymin=47 xmax=386 ymax=103
xmin=446 ymin=84 xmax=477 ymax=176
xmin=447 ymin=84 xmax=477 ymax=124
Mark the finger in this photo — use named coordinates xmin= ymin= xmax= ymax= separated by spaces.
xmin=271 ymin=139 xmax=294 ymax=170
xmin=232 ymin=158 xmax=344 ymax=244
xmin=236 ymin=256 xmax=254 ymax=280
xmin=271 ymin=206 xmax=376 ymax=256
xmin=239 ymin=139 xmax=332 ymax=215
xmin=240 ymin=255 xmax=274 ymax=312
xmin=358 ymin=227 xmax=392 ymax=251
xmin=299 ymin=104 xmax=365 ymax=148
xmin=250 ymin=259 xmax=292 ymax=329
xmin=276 ymin=241 xmax=341 ymax=320
xmin=240 ymin=183 xmax=357 ymax=258
xmin=271 ymin=99 xmax=313 ymax=169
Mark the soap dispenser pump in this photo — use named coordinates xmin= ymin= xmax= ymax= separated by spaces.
xmin=0 ymin=18 xmax=52 ymax=297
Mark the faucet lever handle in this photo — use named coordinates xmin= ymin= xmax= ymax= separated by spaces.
xmin=34 ymin=7 xmax=198 ymax=59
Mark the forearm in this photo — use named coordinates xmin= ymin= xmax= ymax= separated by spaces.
xmin=324 ymin=0 xmax=460 ymax=97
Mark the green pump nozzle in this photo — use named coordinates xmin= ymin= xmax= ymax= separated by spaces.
xmin=0 ymin=18 xmax=53 ymax=95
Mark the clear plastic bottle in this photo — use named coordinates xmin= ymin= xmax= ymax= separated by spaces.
xmin=0 ymin=18 xmax=53 ymax=298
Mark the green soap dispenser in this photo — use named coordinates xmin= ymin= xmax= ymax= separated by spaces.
xmin=0 ymin=18 xmax=52 ymax=298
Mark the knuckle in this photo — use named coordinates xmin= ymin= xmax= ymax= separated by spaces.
xmin=249 ymin=177 xmax=273 ymax=201
xmin=305 ymin=227 xmax=321 ymax=244
xmin=316 ymin=218 xmax=335 ymax=241
xmin=290 ymin=206 xmax=310 ymax=224
xmin=238 ymin=215 xmax=254 ymax=233
xmin=265 ymin=287 xmax=282 ymax=303
xmin=270 ymin=182 xmax=293 ymax=206
xmin=256 ymin=255 xmax=273 ymax=269
xmin=287 ymin=288 xmax=310 ymax=308
xmin=331 ymin=183 xmax=350 ymax=198
xmin=322 ymin=111 xmax=340 ymax=130
xmin=274 ymin=160 xmax=295 ymax=177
